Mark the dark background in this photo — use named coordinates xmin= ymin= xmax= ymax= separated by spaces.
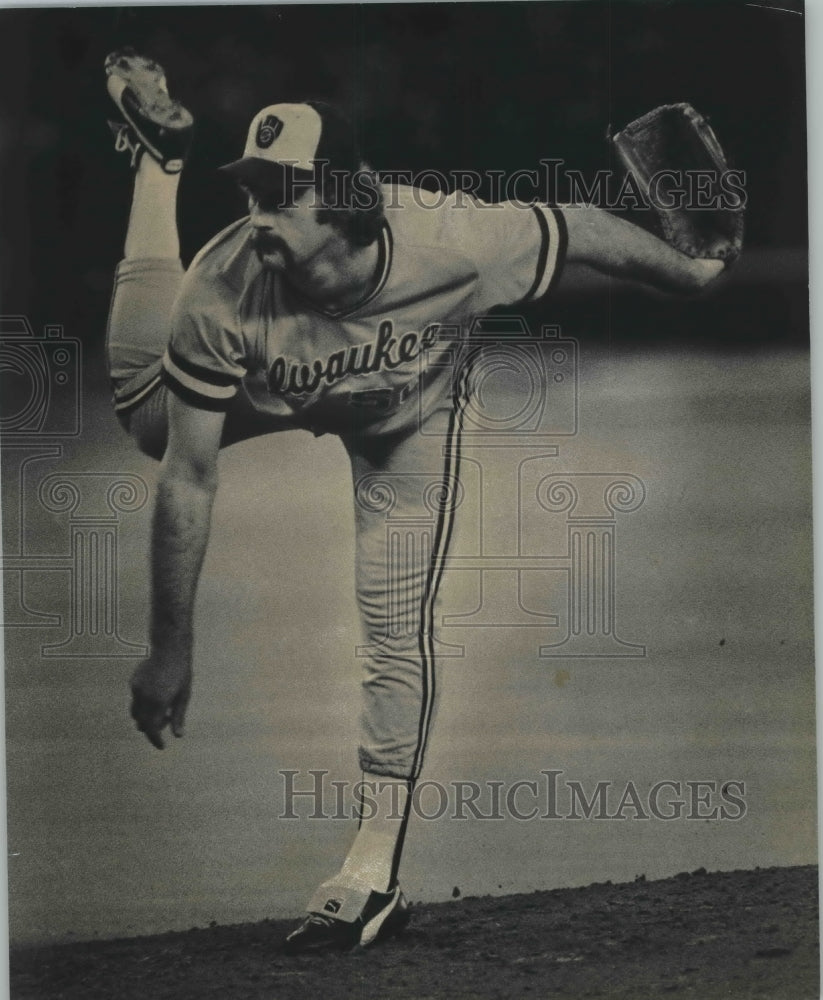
xmin=0 ymin=0 xmax=809 ymax=363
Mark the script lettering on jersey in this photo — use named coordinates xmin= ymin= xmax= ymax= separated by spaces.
xmin=268 ymin=321 xmax=441 ymax=397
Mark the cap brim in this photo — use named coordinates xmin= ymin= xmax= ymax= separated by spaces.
xmin=219 ymin=157 xmax=313 ymax=192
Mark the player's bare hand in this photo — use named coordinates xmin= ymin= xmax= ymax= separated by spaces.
xmin=129 ymin=654 xmax=192 ymax=749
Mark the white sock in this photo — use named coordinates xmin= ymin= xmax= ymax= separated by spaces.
xmin=330 ymin=775 xmax=411 ymax=893
xmin=124 ymin=157 xmax=181 ymax=260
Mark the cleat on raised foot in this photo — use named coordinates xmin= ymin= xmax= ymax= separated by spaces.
xmin=107 ymin=120 xmax=144 ymax=170
xmin=105 ymin=48 xmax=193 ymax=173
xmin=283 ymin=882 xmax=410 ymax=955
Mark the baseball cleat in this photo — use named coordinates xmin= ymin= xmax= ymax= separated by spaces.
xmin=107 ymin=120 xmax=144 ymax=170
xmin=283 ymin=882 xmax=410 ymax=954
xmin=105 ymin=48 xmax=193 ymax=173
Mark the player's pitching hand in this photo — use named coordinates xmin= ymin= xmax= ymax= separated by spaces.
xmin=129 ymin=655 xmax=192 ymax=749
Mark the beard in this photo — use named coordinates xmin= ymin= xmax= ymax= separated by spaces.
xmin=250 ymin=232 xmax=297 ymax=271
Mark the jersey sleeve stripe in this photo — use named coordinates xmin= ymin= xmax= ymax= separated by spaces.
xmin=526 ymin=205 xmax=568 ymax=301
xmin=162 ymin=348 xmax=239 ymax=402
xmin=161 ymin=367 xmax=236 ymax=412
xmin=523 ymin=206 xmax=550 ymax=302
xmin=167 ymin=342 xmax=243 ymax=388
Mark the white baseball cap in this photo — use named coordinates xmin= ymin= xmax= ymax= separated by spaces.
xmin=220 ymin=100 xmax=361 ymax=191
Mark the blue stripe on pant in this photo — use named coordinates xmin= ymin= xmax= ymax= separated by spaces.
xmin=344 ymin=398 xmax=465 ymax=781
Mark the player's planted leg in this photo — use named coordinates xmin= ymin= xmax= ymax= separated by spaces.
xmin=285 ymin=413 xmax=459 ymax=954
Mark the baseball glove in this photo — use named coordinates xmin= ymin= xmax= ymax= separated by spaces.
xmin=611 ymin=103 xmax=744 ymax=266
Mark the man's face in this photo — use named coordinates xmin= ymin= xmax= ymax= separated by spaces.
xmin=244 ymin=183 xmax=332 ymax=273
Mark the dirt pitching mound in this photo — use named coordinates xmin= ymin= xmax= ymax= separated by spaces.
xmin=10 ymin=865 xmax=818 ymax=1000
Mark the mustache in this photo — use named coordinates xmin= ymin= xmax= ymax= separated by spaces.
xmin=250 ymin=231 xmax=287 ymax=253
xmin=250 ymin=231 xmax=296 ymax=269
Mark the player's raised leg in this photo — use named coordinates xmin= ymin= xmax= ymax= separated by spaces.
xmin=104 ymin=49 xmax=192 ymax=459
xmin=104 ymin=50 xmax=290 ymax=458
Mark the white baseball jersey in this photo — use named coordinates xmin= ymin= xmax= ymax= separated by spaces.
xmin=161 ymin=185 xmax=567 ymax=436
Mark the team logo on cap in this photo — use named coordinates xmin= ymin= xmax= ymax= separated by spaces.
xmin=256 ymin=115 xmax=284 ymax=149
